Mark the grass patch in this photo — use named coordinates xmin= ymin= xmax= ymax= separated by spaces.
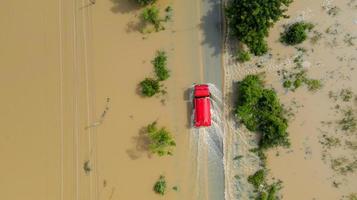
xmin=236 ymin=50 xmax=251 ymax=62
xmin=280 ymin=53 xmax=322 ymax=92
xmin=310 ymin=31 xmax=323 ymax=44
xmin=339 ymin=108 xmax=357 ymax=133
xmin=340 ymin=89 xmax=354 ymax=102
xmin=320 ymin=135 xmax=341 ymax=149
xmin=331 ymin=157 xmax=357 ymax=175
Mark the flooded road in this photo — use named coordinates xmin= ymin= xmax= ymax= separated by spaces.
xmin=200 ymin=0 xmax=224 ymax=90
xmin=0 ymin=0 xmax=225 ymax=199
xmin=190 ymin=84 xmax=225 ymax=200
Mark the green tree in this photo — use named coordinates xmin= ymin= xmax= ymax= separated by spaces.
xmin=225 ymin=0 xmax=292 ymax=55
xmin=153 ymin=175 xmax=167 ymax=195
xmin=140 ymin=78 xmax=160 ymax=97
xmin=152 ymin=51 xmax=170 ymax=81
xmin=236 ymin=50 xmax=251 ymax=62
xmin=235 ymin=75 xmax=289 ymax=149
xmin=280 ymin=22 xmax=314 ymax=45
xmin=248 ymin=169 xmax=266 ymax=189
xmin=141 ymin=6 xmax=164 ymax=32
xmin=147 ymin=122 xmax=176 ymax=156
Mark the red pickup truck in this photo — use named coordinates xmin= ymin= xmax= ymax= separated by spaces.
xmin=193 ymin=84 xmax=211 ymax=127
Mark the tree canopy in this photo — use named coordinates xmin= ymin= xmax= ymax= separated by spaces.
xmin=280 ymin=22 xmax=314 ymax=45
xmin=225 ymin=0 xmax=292 ymax=55
xmin=235 ymin=75 xmax=289 ymax=149
xmin=152 ymin=51 xmax=170 ymax=81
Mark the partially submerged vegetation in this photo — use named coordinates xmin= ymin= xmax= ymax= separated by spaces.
xmin=339 ymin=107 xmax=357 ymax=133
xmin=320 ymin=88 xmax=357 ymax=188
xmin=247 ymin=168 xmax=283 ymax=200
xmin=139 ymin=50 xmax=170 ymax=97
xmin=147 ymin=122 xmax=176 ymax=156
xmin=279 ymin=53 xmax=322 ymax=92
xmin=235 ymin=74 xmax=289 ymax=149
xmin=152 ymin=51 xmax=170 ymax=81
xmin=227 ymin=0 xmax=357 ymax=199
xmin=280 ymin=22 xmax=314 ymax=45
xmin=236 ymin=50 xmax=251 ymax=63
xmin=141 ymin=5 xmax=173 ymax=33
xmin=235 ymin=74 xmax=289 ymax=199
xmin=135 ymin=0 xmax=156 ymax=6
xmin=225 ymin=0 xmax=292 ymax=55
xmin=83 ymin=160 xmax=92 ymax=175
xmin=141 ymin=6 xmax=165 ymax=32
xmin=153 ymin=175 xmax=167 ymax=195
xmin=248 ymin=169 xmax=266 ymax=189
xmin=140 ymin=78 xmax=161 ymax=97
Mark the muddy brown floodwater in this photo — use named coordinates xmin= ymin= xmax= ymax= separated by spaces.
xmin=266 ymin=0 xmax=357 ymax=199
xmin=223 ymin=0 xmax=356 ymax=199
xmin=91 ymin=0 xmax=203 ymax=199
xmin=0 ymin=0 xmax=205 ymax=199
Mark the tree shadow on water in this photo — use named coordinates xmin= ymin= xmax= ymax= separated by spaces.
xmin=126 ymin=19 xmax=145 ymax=33
xmin=126 ymin=126 xmax=152 ymax=160
xmin=199 ymin=0 xmax=223 ymax=57
xmin=110 ymin=0 xmax=141 ymax=14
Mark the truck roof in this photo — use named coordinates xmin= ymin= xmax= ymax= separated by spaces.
xmin=194 ymin=97 xmax=211 ymax=127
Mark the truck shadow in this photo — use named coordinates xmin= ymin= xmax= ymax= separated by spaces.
xmin=184 ymin=87 xmax=193 ymax=129
xmin=199 ymin=0 xmax=222 ymax=57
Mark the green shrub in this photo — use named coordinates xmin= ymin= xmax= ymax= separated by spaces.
xmin=266 ymin=184 xmax=278 ymax=200
xmin=140 ymin=78 xmax=160 ymax=97
xmin=293 ymin=78 xmax=302 ymax=89
xmin=136 ymin=0 xmax=156 ymax=6
xmin=280 ymin=22 xmax=314 ymax=45
xmin=147 ymin=122 xmax=176 ymax=156
xmin=152 ymin=51 xmax=170 ymax=81
xmin=235 ymin=75 xmax=289 ymax=149
xmin=248 ymin=169 xmax=266 ymax=189
xmin=225 ymin=0 xmax=292 ymax=55
xmin=153 ymin=175 xmax=167 ymax=195
xmin=282 ymin=80 xmax=292 ymax=88
xmin=306 ymin=79 xmax=322 ymax=91
xmin=164 ymin=6 xmax=173 ymax=22
xmin=256 ymin=192 xmax=268 ymax=200
xmin=141 ymin=6 xmax=164 ymax=32
xmin=236 ymin=51 xmax=251 ymax=62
